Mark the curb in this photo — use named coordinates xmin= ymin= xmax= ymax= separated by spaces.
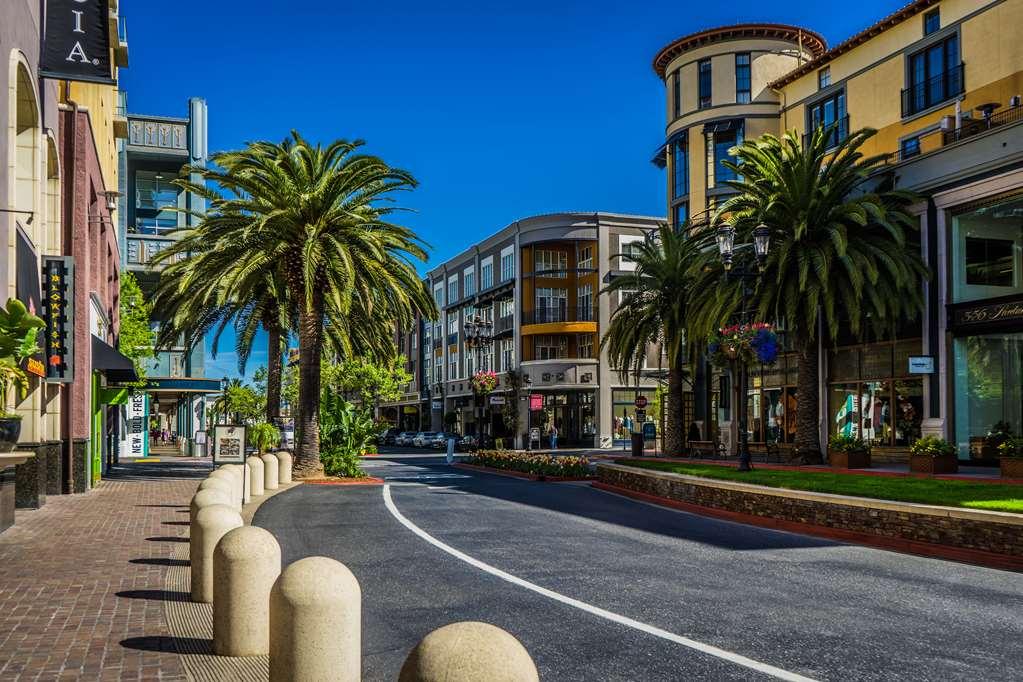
xmin=591 ymin=481 xmax=1023 ymax=572
xmin=455 ymin=463 xmax=592 ymax=482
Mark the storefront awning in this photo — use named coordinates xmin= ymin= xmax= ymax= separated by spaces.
xmin=91 ymin=335 xmax=139 ymax=383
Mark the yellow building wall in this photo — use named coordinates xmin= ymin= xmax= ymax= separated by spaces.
xmin=61 ymin=81 xmax=121 ymax=194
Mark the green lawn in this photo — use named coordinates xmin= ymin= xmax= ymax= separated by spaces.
xmin=613 ymin=460 xmax=1023 ymax=514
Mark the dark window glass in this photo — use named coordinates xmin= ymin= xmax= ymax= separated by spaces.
xmin=735 ymin=53 xmax=751 ymax=104
xmin=906 ymin=35 xmax=961 ymax=116
xmin=924 ymin=9 xmax=940 ymax=35
xmin=672 ymin=135 xmax=688 ymax=199
xmin=818 ymin=67 xmax=831 ymax=89
xmin=965 ymin=237 xmax=1015 ymax=287
xmin=698 ymin=59 xmax=712 ymax=109
xmin=714 ymin=130 xmax=739 ymax=183
xmin=672 ymin=69 xmax=682 ymax=118
xmin=673 ymin=203 xmax=688 ymax=230
xmin=807 ymin=91 xmax=847 ymax=148
xmin=900 ymin=136 xmax=921 ymax=159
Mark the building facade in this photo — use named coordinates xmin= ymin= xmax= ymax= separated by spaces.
xmin=655 ymin=0 xmax=1023 ymax=464
xmin=116 ymin=98 xmax=219 ymax=459
xmin=381 ymin=212 xmax=664 ymax=449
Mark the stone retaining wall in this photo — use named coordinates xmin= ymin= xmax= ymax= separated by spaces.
xmin=596 ymin=464 xmax=1023 ymax=559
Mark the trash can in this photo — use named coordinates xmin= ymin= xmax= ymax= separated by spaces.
xmin=631 ymin=433 xmax=644 ymax=458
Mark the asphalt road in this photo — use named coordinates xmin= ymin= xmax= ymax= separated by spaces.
xmin=253 ymin=450 xmax=1023 ymax=681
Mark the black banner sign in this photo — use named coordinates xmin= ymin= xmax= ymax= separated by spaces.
xmin=950 ymin=296 xmax=1023 ymax=330
xmin=40 ymin=0 xmax=114 ymax=85
xmin=42 ymin=257 xmax=75 ymax=383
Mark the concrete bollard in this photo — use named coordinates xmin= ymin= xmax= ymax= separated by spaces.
xmin=261 ymin=453 xmax=280 ymax=491
xmin=269 ymin=556 xmax=361 ymax=682
xmin=199 ymin=476 xmax=237 ymax=509
xmin=190 ymin=487 xmax=232 ymax=528
xmin=242 ymin=460 xmax=252 ymax=504
xmin=398 ymin=622 xmax=540 ymax=682
xmin=211 ymin=468 xmax=240 ymax=508
xmin=213 ymin=526 xmax=282 ymax=656
xmin=247 ymin=456 xmax=265 ymax=497
xmin=225 ymin=464 xmax=247 ymax=506
xmin=190 ymin=504 xmax=243 ymax=603
xmin=276 ymin=450 xmax=293 ymax=485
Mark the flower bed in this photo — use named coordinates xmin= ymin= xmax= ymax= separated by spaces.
xmin=467 ymin=450 xmax=591 ymax=479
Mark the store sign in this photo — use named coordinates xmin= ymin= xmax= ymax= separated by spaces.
xmin=41 ymin=257 xmax=74 ymax=383
xmin=402 ymin=406 xmax=418 ymax=414
xmin=431 ymin=400 xmax=443 ymax=410
xmin=489 ymin=396 xmax=506 ymax=405
xmin=908 ymin=356 xmax=935 ymax=374
xmin=40 ymin=0 xmax=115 ymax=85
xmin=951 ymin=299 xmax=1023 ymax=328
xmin=24 ymin=358 xmax=46 ymax=378
xmin=121 ymin=392 xmax=149 ymax=458
xmin=213 ymin=424 xmax=247 ymax=465
xmin=529 ymin=394 xmax=543 ymax=411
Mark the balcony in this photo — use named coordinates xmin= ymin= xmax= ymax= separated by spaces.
xmin=125 ymin=235 xmax=183 ymax=269
xmin=127 ymin=116 xmax=188 ymax=154
xmin=522 ymin=306 xmax=594 ymax=325
xmin=885 ymin=102 xmax=1023 ymax=165
xmin=494 ymin=314 xmax=514 ymax=335
xmin=901 ymin=63 xmax=965 ymax=118
xmin=114 ymin=91 xmax=128 ymax=139
xmin=446 ymin=333 xmax=458 ymax=347
xmin=432 ymin=338 xmax=442 ymax=350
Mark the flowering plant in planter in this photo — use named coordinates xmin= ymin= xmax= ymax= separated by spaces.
xmin=997 ymin=437 xmax=1023 ymax=459
xmin=708 ymin=323 xmax=779 ymax=368
xmin=470 ymin=370 xmax=498 ymax=395
xmin=909 ymin=435 xmax=957 ymax=457
xmin=828 ymin=434 xmax=869 ymax=454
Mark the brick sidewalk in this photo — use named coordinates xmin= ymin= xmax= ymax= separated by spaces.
xmin=0 ymin=458 xmax=211 ymax=681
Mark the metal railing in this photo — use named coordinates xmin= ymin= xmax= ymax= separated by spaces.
xmin=901 ymin=63 xmax=965 ymax=118
xmin=494 ymin=315 xmax=514 ymax=334
xmin=802 ymin=115 xmax=849 ymax=150
xmin=885 ymin=103 xmax=1023 ymax=164
xmin=522 ymin=306 xmax=593 ymax=325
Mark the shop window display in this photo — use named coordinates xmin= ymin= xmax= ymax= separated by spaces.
xmin=953 ymin=333 xmax=1023 ymax=460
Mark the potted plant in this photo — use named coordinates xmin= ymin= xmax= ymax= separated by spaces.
xmin=909 ymin=435 xmax=958 ymax=474
xmin=981 ymin=421 xmax=1013 ymax=460
xmin=997 ymin=437 xmax=1023 ymax=479
xmin=0 ymin=299 xmax=45 ymax=452
xmin=828 ymin=434 xmax=871 ymax=469
xmin=247 ymin=422 xmax=281 ymax=455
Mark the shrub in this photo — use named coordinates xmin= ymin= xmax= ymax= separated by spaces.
xmin=321 ymin=447 xmax=366 ymax=478
xmin=248 ymin=422 xmax=281 ymax=454
xmin=998 ymin=437 xmax=1023 ymax=459
xmin=365 ymin=443 xmax=378 ymax=455
xmin=468 ymin=450 xmax=591 ymax=478
xmin=828 ymin=434 xmax=869 ymax=454
xmin=910 ymin=435 xmax=956 ymax=458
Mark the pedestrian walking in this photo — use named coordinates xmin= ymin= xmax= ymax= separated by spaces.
xmin=549 ymin=422 xmax=558 ymax=450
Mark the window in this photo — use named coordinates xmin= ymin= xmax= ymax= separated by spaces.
xmin=500 ymin=246 xmax=514 ymax=281
xmin=448 ymin=313 xmax=458 ymax=336
xmin=952 ymin=194 xmax=1023 ymax=303
xmin=900 ymin=136 xmax=922 ymax=160
xmin=673 ymin=203 xmax=688 ymax=230
xmin=447 ymin=275 xmax=458 ymax=303
xmin=449 ymin=353 xmax=459 ymax=380
xmin=499 ymin=298 xmax=514 ymax=320
xmin=905 ymin=34 xmax=961 ymax=116
xmin=411 ymin=332 xmax=417 ymax=350
xmin=499 ymin=338 xmax=515 ymax=371
xmin=924 ymin=9 xmax=940 ymax=35
xmin=965 ymin=238 xmax=1015 ymax=287
xmin=480 ymin=257 xmax=493 ymax=290
xmin=705 ymin=122 xmax=743 ymax=189
xmin=818 ymin=66 xmax=831 ymax=90
xmin=578 ymin=284 xmax=593 ymax=321
xmin=618 ymin=236 xmax=645 ymax=271
xmin=672 ymin=134 xmax=689 ymax=199
xmin=433 ymin=282 xmax=444 ymax=308
xmin=465 ymin=352 xmax=474 ymax=379
xmin=535 ymin=249 xmax=568 ymax=278
xmin=735 ymin=53 xmax=751 ymax=104
xmin=535 ymin=335 xmax=568 ymax=361
xmin=578 ymin=245 xmax=593 ymax=270
xmin=698 ymin=59 xmax=712 ymax=108
xmin=135 ymin=171 xmax=179 ymax=233
xmin=463 ymin=266 xmax=475 ymax=297
xmin=807 ymin=91 xmax=847 ymax=148
xmin=672 ymin=69 xmax=682 ymax=118
xmin=535 ymin=287 xmax=568 ymax=322
xmin=578 ymin=334 xmax=594 ymax=359
xmin=434 ymin=364 xmax=443 ymax=385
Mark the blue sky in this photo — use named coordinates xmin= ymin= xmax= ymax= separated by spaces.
xmin=120 ymin=0 xmax=909 ymax=381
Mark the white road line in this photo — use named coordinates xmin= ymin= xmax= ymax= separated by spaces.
xmin=382 ymin=485 xmax=817 ymax=682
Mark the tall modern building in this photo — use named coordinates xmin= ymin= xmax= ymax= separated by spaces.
xmin=655 ymin=0 xmax=1023 ymax=464
xmin=116 ymin=98 xmax=219 ymax=458
xmin=379 ymin=212 xmax=664 ymax=449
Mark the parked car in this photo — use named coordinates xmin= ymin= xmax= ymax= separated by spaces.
xmin=429 ymin=432 xmax=460 ymax=449
xmin=459 ymin=434 xmax=477 ymax=452
xmin=413 ymin=431 xmax=437 ymax=448
xmin=377 ymin=428 xmax=400 ymax=446
xmin=395 ymin=431 xmax=416 ymax=446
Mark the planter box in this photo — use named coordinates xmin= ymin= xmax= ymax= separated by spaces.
xmin=829 ymin=449 xmax=871 ymax=469
xmin=1000 ymin=458 xmax=1023 ymax=479
xmin=909 ymin=453 xmax=958 ymax=475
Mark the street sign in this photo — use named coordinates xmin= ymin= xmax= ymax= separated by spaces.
xmin=212 ymin=424 xmax=247 ymax=465
xmin=908 ymin=356 xmax=935 ymax=374
xmin=529 ymin=394 xmax=543 ymax=411
xmin=634 ymin=396 xmax=648 ymax=409
xmin=489 ymin=395 xmax=506 ymax=405
xmin=642 ymin=422 xmax=656 ymax=442
xmin=635 ymin=409 xmax=646 ymax=424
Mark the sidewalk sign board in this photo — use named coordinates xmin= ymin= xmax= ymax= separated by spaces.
xmin=212 ymin=424 xmax=247 ymax=465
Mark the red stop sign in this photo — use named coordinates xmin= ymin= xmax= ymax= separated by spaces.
xmin=634 ymin=396 xmax=648 ymax=409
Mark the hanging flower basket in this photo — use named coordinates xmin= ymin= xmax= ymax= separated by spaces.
xmin=708 ymin=323 xmax=779 ymax=368
xmin=470 ymin=370 xmax=498 ymax=396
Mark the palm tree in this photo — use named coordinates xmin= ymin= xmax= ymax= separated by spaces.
xmin=702 ymin=125 xmax=928 ymax=462
xmin=600 ymin=224 xmax=713 ymax=455
xmin=166 ymin=133 xmax=435 ymax=477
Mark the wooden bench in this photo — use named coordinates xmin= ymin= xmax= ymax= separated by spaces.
xmin=688 ymin=440 xmax=726 ymax=460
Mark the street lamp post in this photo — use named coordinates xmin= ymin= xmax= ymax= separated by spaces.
xmin=715 ymin=222 xmax=771 ymax=473
xmin=464 ymin=310 xmax=494 ymax=448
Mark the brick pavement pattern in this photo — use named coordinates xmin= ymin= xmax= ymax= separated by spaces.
xmin=0 ymin=458 xmax=210 ymax=681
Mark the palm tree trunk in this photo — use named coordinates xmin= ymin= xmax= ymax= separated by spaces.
xmin=666 ymin=363 xmax=686 ymax=456
xmin=293 ymin=291 xmax=325 ymax=478
xmin=794 ymin=338 xmax=823 ymax=464
xmin=265 ymin=317 xmax=282 ymax=423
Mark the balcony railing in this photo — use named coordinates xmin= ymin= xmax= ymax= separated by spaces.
xmin=522 ymin=306 xmax=594 ymax=325
xmin=432 ymin=338 xmax=442 ymax=350
xmin=446 ymin=333 xmax=458 ymax=346
xmin=494 ymin=314 xmax=514 ymax=334
xmin=802 ymin=115 xmax=849 ymax=150
xmin=126 ymin=236 xmax=183 ymax=267
xmin=901 ymin=63 xmax=965 ymax=118
xmin=885 ymin=103 xmax=1023 ymax=164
